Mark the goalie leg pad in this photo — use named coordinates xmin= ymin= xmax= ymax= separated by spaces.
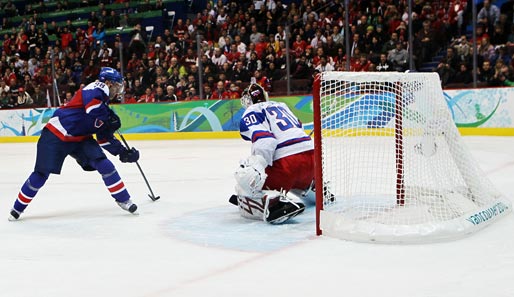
xmin=235 ymin=194 xmax=266 ymax=221
xmin=233 ymin=190 xmax=305 ymax=224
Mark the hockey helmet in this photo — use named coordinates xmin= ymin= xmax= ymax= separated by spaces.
xmin=241 ymin=83 xmax=268 ymax=108
xmin=99 ymin=67 xmax=124 ymax=99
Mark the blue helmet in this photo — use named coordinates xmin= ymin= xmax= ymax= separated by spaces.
xmin=99 ymin=67 xmax=123 ymax=84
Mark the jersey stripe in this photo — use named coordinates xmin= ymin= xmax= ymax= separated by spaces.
xmin=252 ymin=130 xmax=275 ymax=142
xmin=277 ymin=136 xmax=312 ymax=149
xmin=85 ymin=98 xmax=103 ymax=114
xmin=46 ymin=118 xmax=89 ymax=142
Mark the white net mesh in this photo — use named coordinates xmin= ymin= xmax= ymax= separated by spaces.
xmin=316 ymin=72 xmax=511 ymax=243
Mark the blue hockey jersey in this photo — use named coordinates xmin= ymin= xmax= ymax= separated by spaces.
xmin=45 ymin=81 xmax=122 ymax=155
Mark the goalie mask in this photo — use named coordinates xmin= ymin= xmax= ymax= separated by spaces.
xmin=241 ymin=83 xmax=268 ymax=108
xmin=99 ymin=67 xmax=125 ymax=100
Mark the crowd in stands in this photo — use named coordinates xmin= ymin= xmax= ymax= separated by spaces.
xmin=1 ymin=0 xmax=514 ymax=109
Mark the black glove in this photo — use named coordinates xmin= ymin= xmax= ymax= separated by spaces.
xmin=119 ymin=147 xmax=139 ymax=163
xmin=107 ymin=109 xmax=121 ymax=133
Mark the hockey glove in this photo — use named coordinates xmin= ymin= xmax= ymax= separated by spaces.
xmin=107 ymin=109 xmax=121 ymax=133
xmin=119 ymin=147 xmax=140 ymax=163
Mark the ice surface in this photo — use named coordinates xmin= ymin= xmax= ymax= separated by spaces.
xmin=1 ymin=137 xmax=513 ymax=297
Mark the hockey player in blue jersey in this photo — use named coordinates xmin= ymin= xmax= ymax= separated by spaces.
xmin=8 ymin=67 xmax=140 ymax=221
xmin=231 ymin=83 xmax=318 ymax=224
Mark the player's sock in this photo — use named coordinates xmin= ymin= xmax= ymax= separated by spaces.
xmin=10 ymin=171 xmax=49 ymax=219
xmin=93 ymin=158 xmax=137 ymax=213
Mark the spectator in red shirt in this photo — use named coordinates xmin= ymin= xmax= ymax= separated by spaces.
xmin=253 ymin=69 xmax=271 ymax=92
xmin=137 ymin=87 xmax=155 ymax=103
xmin=185 ymin=87 xmax=200 ymax=100
xmin=211 ymin=80 xmax=230 ymax=99
xmin=227 ymin=83 xmax=241 ymax=99
xmin=60 ymin=27 xmax=73 ymax=50
xmin=16 ymin=29 xmax=30 ymax=60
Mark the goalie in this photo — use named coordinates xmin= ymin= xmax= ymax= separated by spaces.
xmin=232 ymin=83 xmax=323 ymax=224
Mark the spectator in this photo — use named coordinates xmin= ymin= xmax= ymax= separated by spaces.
xmin=31 ymin=85 xmax=47 ymax=107
xmin=477 ymin=35 xmax=497 ymax=63
xmin=292 ymin=55 xmax=311 ymax=79
xmin=124 ymin=91 xmax=137 ymax=104
xmin=129 ymin=24 xmax=147 ymax=59
xmin=15 ymin=87 xmax=33 ymax=107
xmin=416 ymin=20 xmax=436 ymax=65
xmin=185 ymin=87 xmax=200 ymax=100
xmin=253 ymin=69 xmax=271 ymax=92
xmin=451 ymin=63 xmax=473 ymax=84
xmin=211 ymin=80 xmax=230 ymax=99
xmin=211 ymin=48 xmax=228 ymax=69
xmin=133 ymin=79 xmax=145 ymax=99
xmin=388 ymin=42 xmax=408 ymax=72
xmin=435 ymin=59 xmax=456 ymax=86
xmin=203 ymin=84 xmax=214 ymax=99
xmin=16 ymin=28 xmax=30 ymax=60
xmin=477 ymin=0 xmax=500 ymax=34
xmin=164 ymin=85 xmax=179 ymax=101
xmin=231 ymin=61 xmax=251 ymax=83
xmin=376 ymin=53 xmax=394 ymax=72
xmin=227 ymin=83 xmax=241 ymax=99
xmin=315 ymin=55 xmax=336 ymax=72
xmin=62 ymin=91 xmax=73 ymax=106
xmin=141 ymin=59 xmax=157 ymax=88
xmin=293 ymin=34 xmax=308 ymax=58
xmin=249 ymin=24 xmax=263 ymax=45
xmin=154 ymin=86 xmax=166 ymax=102
xmin=0 ymin=80 xmax=11 ymax=98
xmin=265 ymin=62 xmax=283 ymax=82
xmin=92 ymin=22 xmax=106 ymax=49
xmin=138 ymin=87 xmax=155 ymax=103
xmin=478 ymin=60 xmax=496 ymax=84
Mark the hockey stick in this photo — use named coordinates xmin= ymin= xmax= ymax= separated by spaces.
xmin=117 ymin=131 xmax=160 ymax=201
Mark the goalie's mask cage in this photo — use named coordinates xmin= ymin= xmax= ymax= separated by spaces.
xmin=312 ymin=72 xmax=511 ymax=243
xmin=241 ymin=83 xmax=268 ymax=108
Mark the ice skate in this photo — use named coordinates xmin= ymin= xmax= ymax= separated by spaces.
xmin=8 ymin=209 xmax=21 ymax=221
xmin=264 ymin=194 xmax=305 ymax=224
xmin=116 ymin=199 xmax=138 ymax=214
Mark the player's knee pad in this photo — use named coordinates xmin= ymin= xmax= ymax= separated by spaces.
xmin=28 ymin=171 xmax=49 ymax=188
xmin=91 ymin=158 xmax=116 ymax=175
xmin=234 ymin=155 xmax=268 ymax=198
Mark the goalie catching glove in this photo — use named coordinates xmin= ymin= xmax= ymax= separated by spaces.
xmin=119 ymin=147 xmax=139 ymax=163
xmin=234 ymin=155 xmax=268 ymax=198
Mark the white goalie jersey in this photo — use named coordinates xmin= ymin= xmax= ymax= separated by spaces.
xmin=239 ymin=101 xmax=313 ymax=166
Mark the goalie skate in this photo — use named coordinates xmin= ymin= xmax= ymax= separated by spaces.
xmin=264 ymin=194 xmax=305 ymax=224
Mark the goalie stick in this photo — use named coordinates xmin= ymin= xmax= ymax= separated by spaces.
xmin=117 ymin=131 xmax=161 ymax=201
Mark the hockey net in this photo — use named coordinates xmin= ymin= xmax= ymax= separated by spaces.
xmin=313 ymin=72 xmax=511 ymax=243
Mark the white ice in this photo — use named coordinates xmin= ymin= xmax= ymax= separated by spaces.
xmin=1 ymin=137 xmax=514 ymax=297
